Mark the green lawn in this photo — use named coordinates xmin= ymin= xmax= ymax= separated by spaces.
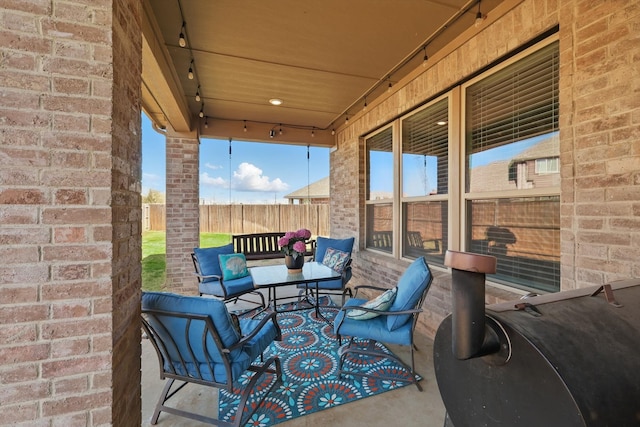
xmin=142 ymin=231 xmax=231 ymax=291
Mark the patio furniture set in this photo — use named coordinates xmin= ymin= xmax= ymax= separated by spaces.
xmin=142 ymin=235 xmax=433 ymax=426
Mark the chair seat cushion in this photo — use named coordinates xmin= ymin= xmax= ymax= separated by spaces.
xmin=199 ymin=275 xmax=254 ymax=299
xmin=239 ymin=317 xmax=280 ymax=362
xmin=346 ymin=287 xmax=397 ymax=320
xmin=194 ymin=244 xmax=234 ymax=283
xmin=296 ymin=277 xmax=343 ymax=291
xmin=334 ymin=298 xmax=413 ymax=346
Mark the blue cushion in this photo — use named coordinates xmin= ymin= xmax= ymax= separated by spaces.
xmin=334 ymin=298 xmax=414 ymax=346
xmin=387 ymin=257 xmax=432 ymax=331
xmin=315 ymin=236 xmax=354 ymax=263
xmin=219 ymin=253 xmax=249 ymax=280
xmin=346 ymin=287 xmax=397 ymax=320
xmin=141 ymin=292 xmax=242 ymax=364
xmin=194 ymin=244 xmax=234 ymax=283
xmin=198 ymin=274 xmax=254 ymax=299
xmin=142 ymin=292 xmax=278 ymax=384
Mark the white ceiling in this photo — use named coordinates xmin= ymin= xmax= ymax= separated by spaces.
xmin=142 ymin=0 xmax=504 ymax=145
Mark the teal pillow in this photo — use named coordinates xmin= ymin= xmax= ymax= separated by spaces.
xmin=322 ymin=247 xmax=350 ymax=273
xmin=219 ymin=253 xmax=249 ymax=281
xmin=387 ymin=257 xmax=432 ymax=331
xmin=194 ymin=244 xmax=234 ymax=282
xmin=346 ymin=287 xmax=397 ymax=320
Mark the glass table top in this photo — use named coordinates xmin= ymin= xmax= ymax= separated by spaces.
xmin=250 ymin=262 xmax=340 ymax=288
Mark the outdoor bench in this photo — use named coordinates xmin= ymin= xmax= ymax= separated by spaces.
xmin=233 ymin=232 xmax=315 ymax=261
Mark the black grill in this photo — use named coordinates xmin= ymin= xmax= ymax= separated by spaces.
xmin=434 ymin=250 xmax=640 ymax=427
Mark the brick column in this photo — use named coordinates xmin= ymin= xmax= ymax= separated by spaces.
xmin=165 ymin=132 xmax=200 ymax=294
xmin=0 ymin=1 xmax=142 ymax=425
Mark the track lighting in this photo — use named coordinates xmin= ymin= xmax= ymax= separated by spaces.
xmin=178 ymin=21 xmax=186 ymax=47
xmin=195 ymin=86 xmax=201 ymax=102
xmin=475 ymin=0 xmax=485 ymax=27
xmin=188 ymin=60 xmax=194 ymax=80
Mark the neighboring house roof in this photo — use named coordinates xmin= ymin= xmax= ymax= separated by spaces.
xmin=511 ymin=136 xmax=559 ymax=163
xmin=284 ymin=176 xmax=329 ymax=200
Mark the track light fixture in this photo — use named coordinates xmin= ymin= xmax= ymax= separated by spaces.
xmin=188 ymin=60 xmax=194 ymax=80
xmin=178 ymin=21 xmax=186 ymax=47
xmin=475 ymin=0 xmax=485 ymax=27
xmin=195 ymin=85 xmax=201 ymax=102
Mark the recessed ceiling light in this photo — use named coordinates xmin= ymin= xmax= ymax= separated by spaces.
xmin=269 ymin=98 xmax=283 ymax=106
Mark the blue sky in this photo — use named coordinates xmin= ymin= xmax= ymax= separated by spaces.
xmin=141 ymin=114 xmax=330 ymax=204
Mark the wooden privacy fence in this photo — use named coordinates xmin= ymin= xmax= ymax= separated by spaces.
xmin=143 ymin=204 xmax=330 ymax=236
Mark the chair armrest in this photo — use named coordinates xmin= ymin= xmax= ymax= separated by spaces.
xmin=226 ymin=312 xmax=282 ymax=352
xmin=193 ymin=272 xmax=222 ymax=282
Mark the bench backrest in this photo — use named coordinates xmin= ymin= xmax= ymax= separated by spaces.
xmin=232 ymin=233 xmax=315 ymax=260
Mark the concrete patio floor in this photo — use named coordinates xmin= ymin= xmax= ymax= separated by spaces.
xmin=141 ymin=285 xmax=447 ymax=427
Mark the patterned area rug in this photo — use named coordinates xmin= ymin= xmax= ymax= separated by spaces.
xmin=218 ymin=298 xmax=418 ymax=426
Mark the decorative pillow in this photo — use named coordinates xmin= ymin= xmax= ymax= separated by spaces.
xmin=218 ymin=253 xmax=249 ymax=281
xmin=322 ymin=247 xmax=350 ymax=273
xmin=346 ymin=287 xmax=397 ymax=320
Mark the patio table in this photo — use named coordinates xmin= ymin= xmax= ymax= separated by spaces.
xmin=250 ymin=261 xmax=340 ymax=323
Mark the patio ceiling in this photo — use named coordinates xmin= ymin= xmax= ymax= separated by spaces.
xmin=141 ymin=0 xmax=504 ymax=146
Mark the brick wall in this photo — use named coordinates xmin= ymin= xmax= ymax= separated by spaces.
xmin=0 ymin=0 xmax=142 ymax=425
xmin=332 ymin=0 xmax=640 ymax=338
xmin=165 ymin=133 xmax=200 ymax=294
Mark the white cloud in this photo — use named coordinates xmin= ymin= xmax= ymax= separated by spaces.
xmin=200 ymin=172 xmax=227 ymax=187
xmin=232 ymin=162 xmax=289 ymax=192
xmin=205 ymin=162 xmax=223 ymax=170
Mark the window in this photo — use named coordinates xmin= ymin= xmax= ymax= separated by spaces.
xmin=463 ymin=40 xmax=560 ymax=292
xmin=366 ymin=127 xmax=394 ymax=253
xmin=401 ymin=98 xmax=449 ymax=264
xmin=363 ymin=36 xmax=560 ymax=293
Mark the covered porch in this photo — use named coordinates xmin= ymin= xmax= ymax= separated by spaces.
xmin=1 ymin=0 xmax=638 ymax=426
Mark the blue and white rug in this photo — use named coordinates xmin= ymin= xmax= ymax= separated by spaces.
xmin=218 ymin=298 xmax=418 ymax=426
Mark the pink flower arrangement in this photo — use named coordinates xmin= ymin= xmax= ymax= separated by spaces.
xmin=278 ymin=228 xmax=312 ymax=258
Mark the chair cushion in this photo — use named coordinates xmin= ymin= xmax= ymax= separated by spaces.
xmin=219 ymin=253 xmax=249 ymax=280
xmin=346 ymin=287 xmax=397 ymax=320
xmin=335 ymin=298 xmax=414 ymax=346
xmin=387 ymin=257 xmax=432 ymax=331
xmin=141 ymin=292 xmax=241 ymax=364
xmin=322 ymin=247 xmax=351 ymax=273
xmin=194 ymin=244 xmax=234 ymax=282
xmin=315 ymin=236 xmax=354 ymax=263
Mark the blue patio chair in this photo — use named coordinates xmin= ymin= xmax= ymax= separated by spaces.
xmin=141 ymin=291 xmax=282 ymax=426
xmin=191 ymin=243 xmax=265 ymax=309
xmin=334 ymin=256 xmax=433 ymax=391
xmin=297 ymin=236 xmax=355 ymax=306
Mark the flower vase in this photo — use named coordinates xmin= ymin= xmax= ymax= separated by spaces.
xmin=285 ymin=255 xmax=304 ymax=273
